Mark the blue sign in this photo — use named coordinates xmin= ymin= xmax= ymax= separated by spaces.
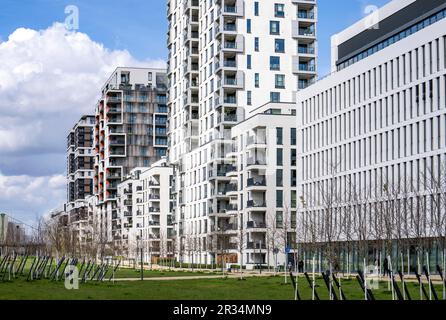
xmin=285 ymin=247 xmax=291 ymax=254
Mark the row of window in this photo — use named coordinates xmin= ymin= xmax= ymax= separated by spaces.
xmin=302 ymin=154 xmax=446 ymax=213
xmin=302 ymin=35 xmax=446 ymax=125
xmin=303 ymin=76 xmax=446 ymax=153
xmin=302 ymin=114 xmax=446 ymax=181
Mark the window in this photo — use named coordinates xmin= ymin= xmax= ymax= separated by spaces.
xmin=148 ymin=72 xmax=152 ymax=81
xmin=247 ymin=19 xmax=251 ymax=33
xmin=291 ymin=149 xmax=297 ymax=166
xmin=276 ymin=169 xmax=283 ymax=187
xmin=276 ymin=190 xmax=283 ymax=208
xmin=270 ymin=21 xmax=280 ymax=35
xmin=277 ymin=148 xmax=283 ymax=166
xmin=291 ymin=191 xmax=297 ymax=209
xmin=254 ymin=37 xmax=259 ymax=51
xmin=276 ymin=127 xmax=283 ymax=145
xmin=247 ymin=55 xmax=252 ymax=69
xmin=275 ymin=3 xmax=285 ymax=18
xmin=254 ymin=2 xmax=259 ymax=16
xmin=247 ymin=91 xmax=252 ymax=105
xmin=291 ymin=128 xmax=297 ymax=145
xmin=275 ymin=39 xmax=285 ymax=53
xmin=270 ymin=56 xmax=280 ymax=70
xmin=271 ymin=92 xmax=281 ymax=103
xmin=291 ymin=170 xmax=297 ymax=187
xmin=255 ymin=73 xmax=259 ymax=88
xmin=275 ymin=74 xmax=285 ymax=88
xmin=276 ymin=211 xmax=283 ymax=228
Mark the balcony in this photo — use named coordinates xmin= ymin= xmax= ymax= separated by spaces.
xmin=218 ymin=113 xmax=237 ymax=124
xmin=247 ymin=158 xmax=267 ymax=167
xmin=298 ymin=46 xmax=315 ymax=55
xmin=149 ymin=207 xmax=161 ymax=213
xmin=247 ymin=200 xmax=266 ymax=208
xmin=109 ymin=138 xmax=125 ymax=146
xmin=298 ymin=10 xmax=315 ymax=19
xmin=247 ymin=242 xmax=267 ymax=250
xmin=247 ymin=221 xmax=267 ymax=229
xmin=247 ymin=177 xmax=266 ymax=187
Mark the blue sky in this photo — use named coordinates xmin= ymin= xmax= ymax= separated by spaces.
xmin=0 ymin=0 xmax=390 ymax=75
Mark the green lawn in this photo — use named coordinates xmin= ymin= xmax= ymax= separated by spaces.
xmin=113 ymin=268 xmax=222 ymax=279
xmin=0 ymin=275 xmax=444 ymax=300
xmin=11 ymin=258 xmax=221 ymax=279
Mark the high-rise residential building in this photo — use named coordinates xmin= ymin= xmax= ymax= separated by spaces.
xmin=167 ymin=0 xmax=317 ymax=265
xmin=94 ymin=67 xmax=168 ymax=244
xmin=296 ymin=0 xmax=446 ymax=269
xmin=67 ymin=115 xmax=95 ymax=208
xmin=66 ymin=115 xmax=95 ymax=249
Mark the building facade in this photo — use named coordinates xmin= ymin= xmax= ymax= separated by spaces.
xmin=296 ymin=0 xmax=446 ymax=269
xmin=229 ymin=102 xmax=299 ymax=269
xmin=66 ymin=115 xmax=95 ymax=250
xmin=167 ymin=0 xmax=317 ymax=265
xmin=137 ymin=158 xmax=175 ymax=263
xmin=115 ymin=159 xmax=174 ymax=263
xmin=93 ymin=67 xmax=169 ymax=246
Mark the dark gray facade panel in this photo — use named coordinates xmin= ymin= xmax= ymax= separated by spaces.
xmin=337 ymin=0 xmax=446 ymax=65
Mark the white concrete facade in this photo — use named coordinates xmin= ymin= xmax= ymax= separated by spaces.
xmin=167 ymin=0 xmax=317 ymax=265
xmin=230 ymin=102 xmax=299 ymax=269
xmin=296 ymin=0 xmax=446 ymax=244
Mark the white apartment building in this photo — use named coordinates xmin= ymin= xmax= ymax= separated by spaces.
xmin=167 ymin=0 xmax=317 ymax=265
xmin=137 ymin=158 xmax=174 ymax=264
xmin=296 ymin=0 xmax=446 ymax=268
xmin=115 ymin=159 xmax=174 ymax=263
xmin=230 ymin=102 xmax=298 ymax=269
xmin=116 ymin=167 xmax=145 ymax=256
xmin=93 ymin=67 xmax=168 ymax=247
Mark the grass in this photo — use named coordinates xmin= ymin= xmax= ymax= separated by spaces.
xmin=0 ymin=275 xmax=444 ymax=300
xmin=11 ymin=257 xmax=221 ymax=279
xmin=113 ymin=268 xmax=222 ymax=279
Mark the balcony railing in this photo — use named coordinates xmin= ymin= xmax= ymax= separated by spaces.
xmin=247 ymin=178 xmax=266 ymax=187
xmin=247 ymin=200 xmax=266 ymax=208
xmin=247 ymin=221 xmax=267 ymax=229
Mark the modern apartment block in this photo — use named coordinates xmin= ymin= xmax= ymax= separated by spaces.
xmin=296 ymin=0 xmax=446 ymax=268
xmin=94 ymin=67 xmax=169 ymax=244
xmin=67 ymin=115 xmax=95 ymax=207
xmin=137 ymin=158 xmax=175 ymax=263
xmin=116 ymin=167 xmax=144 ymax=256
xmin=115 ymin=159 xmax=174 ymax=263
xmin=167 ymin=0 xmax=317 ymax=265
xmin=66 ymin=115 xmax=95 ymax=247
xmin=229 ymin=102 xmax=299 ymax=268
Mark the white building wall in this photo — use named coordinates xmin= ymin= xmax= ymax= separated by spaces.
xmin=168 ymin=0 xmax=317 ymax=265
xmin=296 ymin=11 xmax=446 ymax=243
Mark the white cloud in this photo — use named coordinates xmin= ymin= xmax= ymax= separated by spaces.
xmin=0 ymin=173 xmax=66 ymax=224
xmin=0 ymin=23 xmax=165 ymax=221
